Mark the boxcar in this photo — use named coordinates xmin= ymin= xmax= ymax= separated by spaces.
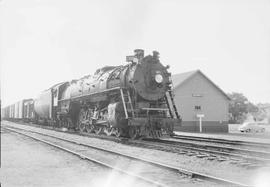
xmin=1 ymin=106 xmax=10 ymax=119
xmin=10 ymin=104 xmax=15 ymax=119
xmin=23 ymin=99 xmax=35 ymax=121
xmin=2 ymin=99 xmax=34 ymax=121
xmin=14 ymin=100 xmax=23 ymax=119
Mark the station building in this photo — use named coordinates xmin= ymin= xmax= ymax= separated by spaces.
xmin=172 ymin=70 xmax=230 ymax=133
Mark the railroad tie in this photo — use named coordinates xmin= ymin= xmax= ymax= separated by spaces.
xmin=229 ymin=161 xmax=239 ymax=164
xmin=178 ymin=151 xmax=187 ymax=154
xmin=206 ymin=157 xmax=216 ymax=161
xmin=217 ymin=157 xmax=227 ymax=162
xmin=229 ymin=158 xmax=241 ymax=164
xmin=238 ymin=162 xmax=251 ymax=167
xmin=186 ymin=152 xmax=196 ymax=156
xmin=244 ymin=164 xmax=262 ymax=169
xmin=196 ymin=154 xmax=208 ymax=158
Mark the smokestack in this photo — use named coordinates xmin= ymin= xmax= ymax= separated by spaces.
xmin=134 ymin=49 xmax=144 ymax=61
xmin=153 ymin=51 xmax=159 ymax=60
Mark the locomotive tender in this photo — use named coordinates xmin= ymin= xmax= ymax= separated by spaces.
xmin=3 ymin=49 xmax=181 ymax=139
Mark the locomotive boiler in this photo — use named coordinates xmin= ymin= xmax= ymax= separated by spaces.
xmin=34 ymin=49 xmax=181 ymax=139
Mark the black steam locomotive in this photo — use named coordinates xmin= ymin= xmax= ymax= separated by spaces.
xmin=3 ymin=49 xmax=181 ymax=139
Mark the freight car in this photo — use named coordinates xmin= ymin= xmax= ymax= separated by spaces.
xmin=23 ymin=99 xmax=35 ymax=122
xmin=1 ymin=99 xmax=34 ymax=122
xmin=3 ymin=49 xmax=182 ymax=139
xmin=1 ymin=105 xmax=10 ymax=119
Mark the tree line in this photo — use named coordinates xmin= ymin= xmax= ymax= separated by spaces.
xmin=228 ymin=92 xmax=269 ymax=124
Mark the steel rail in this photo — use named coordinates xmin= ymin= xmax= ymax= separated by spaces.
xmin=167 ymin=138 xmax=270 ymax=158
xmin=3 ymin=125 xmax=248 ymax=187
xmin=3 ymin=126 xmax=166 ymax=187
xmin=144 ymin=139 xmax=270 ymax=163
xmin=172 ymin=135 xmax=270 ymax=148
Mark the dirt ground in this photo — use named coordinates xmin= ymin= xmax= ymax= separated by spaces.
xmin=3 ymin=121 xmax=270 ymax=186
xmin=0 ymin=129 xmax=150 ymax=187
xmin=3 ymin=121 xmax=270 ymax=187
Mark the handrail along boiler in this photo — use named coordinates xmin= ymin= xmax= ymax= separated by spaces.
xmin=34 ymin=49 xmax=181 ymax=139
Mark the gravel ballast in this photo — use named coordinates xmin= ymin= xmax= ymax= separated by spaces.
xmin=3 ymin=120 xmax=270 ymax=186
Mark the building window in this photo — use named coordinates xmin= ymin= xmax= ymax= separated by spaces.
xmin=195 ymin=105 xmax=201 ymax=110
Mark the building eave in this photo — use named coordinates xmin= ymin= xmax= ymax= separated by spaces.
xmin=173 ymin=70 xmax=231 ymax=101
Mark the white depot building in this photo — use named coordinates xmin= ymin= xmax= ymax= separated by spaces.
xmin=172 ymin=70 xmax=230 ymax=133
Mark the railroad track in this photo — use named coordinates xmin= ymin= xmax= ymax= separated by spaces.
xmin=142 ymin=138 xmax=270 ymax=168
xmin=171 ymin=134 xmax=270 ymax=150
xmin=2 ymin=124 xmax=247 ymax=187
xmin=4 ymin=120 xmax=270 ymax=168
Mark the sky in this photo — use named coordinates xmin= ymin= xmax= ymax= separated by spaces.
xmin=1 ymin=0 xmax=270 ymax=106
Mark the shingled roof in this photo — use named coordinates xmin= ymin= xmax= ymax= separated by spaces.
xmin=172 ymin=70 xmax=230 ymax=100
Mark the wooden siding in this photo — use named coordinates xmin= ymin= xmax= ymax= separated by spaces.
xmin=174 ymin=121 xmax=229 ymax=133
xmin=173 ymin=73 xmax=229 ymax=132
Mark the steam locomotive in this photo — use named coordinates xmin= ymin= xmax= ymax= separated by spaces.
xmin=2 ymin=49 xmax=181 ymax=139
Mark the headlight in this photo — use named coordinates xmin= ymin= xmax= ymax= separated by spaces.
xmin=155 ymin=74 xmax=163 ymax=83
